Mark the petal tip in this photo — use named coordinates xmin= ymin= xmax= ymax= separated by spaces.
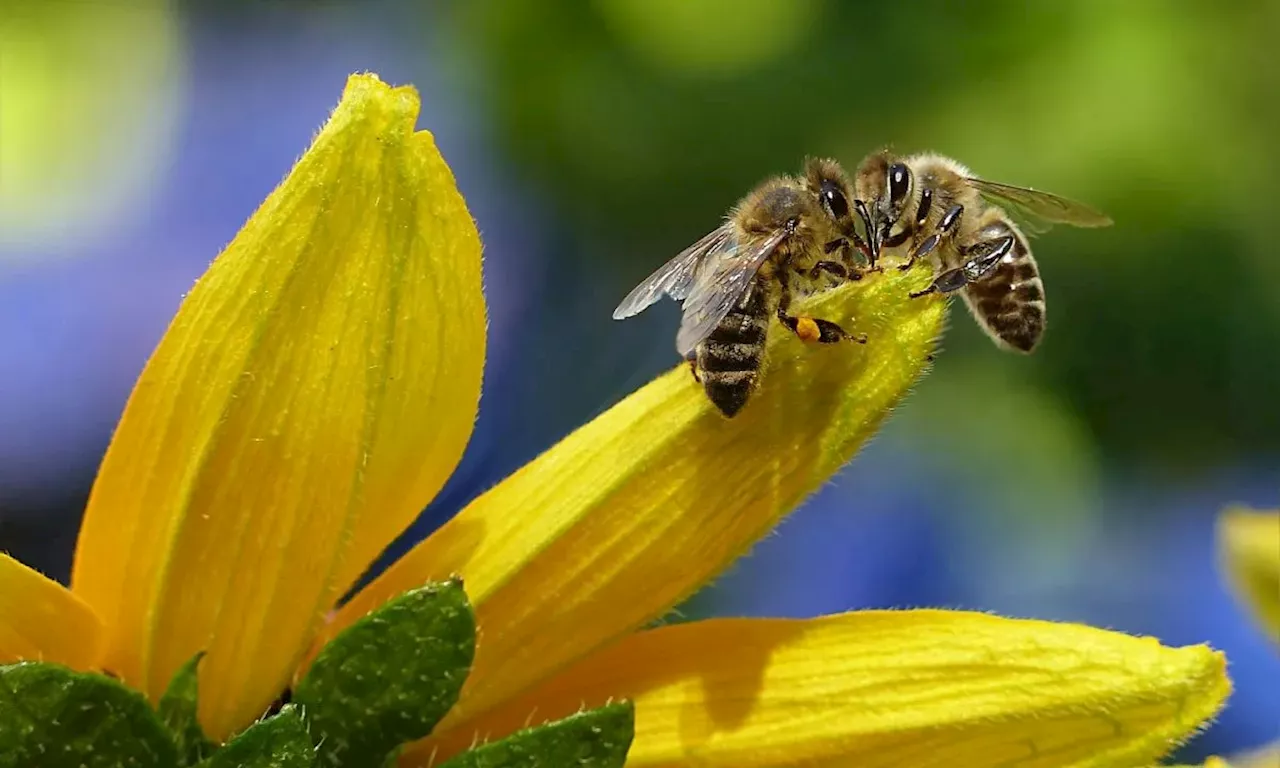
xmin=1166 ymin=643 xmax=1232 ymax=745
xmin=1215 ymin=506 xmax=1280 ymax=642
xmin=337 ymin=71 xmax=423 ymax=137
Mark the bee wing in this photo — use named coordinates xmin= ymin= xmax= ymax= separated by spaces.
xmin=612 ymin=225 xmax=734 ymax=320
xmin=993 ymin=204 xmax=1054 ymax=237
xmin=967 ymin=177 xmax=1114 ymax=229
xmin=674 ymin=228 xmax=787 ymax=357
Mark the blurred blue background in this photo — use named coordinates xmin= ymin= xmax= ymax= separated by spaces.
xmin=2 ymin=0 xmax=1277 ymax=759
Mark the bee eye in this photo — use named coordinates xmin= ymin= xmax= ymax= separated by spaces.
xmin=820 ymin=181 xmax=850 ymax=220
xmin=888 ymin=162 xmax=911 ymax=204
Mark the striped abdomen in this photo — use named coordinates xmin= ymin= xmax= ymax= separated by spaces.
xmin=696 ymin=276 xmax=776 ymax=417
xmin=959 ymin=219 xmax=1046 ymax=353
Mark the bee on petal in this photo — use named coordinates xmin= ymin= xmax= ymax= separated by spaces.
xmin=613 ymin=158 xmax=872 ymax=418
xmin=855 ymin=150 xmax=1112 ymax=353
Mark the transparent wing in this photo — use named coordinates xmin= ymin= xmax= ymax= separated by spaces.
xmin=674 ymin=228 xmax=787 ymax=357
xmin=968 ymin=177 xmax=1113 ymax=229
xmin=990 ymin=200 xmax=1053 ymax=238
xmin=612 ymin=225 xmax=734 ymax=320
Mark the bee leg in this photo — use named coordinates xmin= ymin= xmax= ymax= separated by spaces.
xmin=820 ymin=240 xmax=870 ymax=281
xmin=684 ymin=350 xmax=701 ymax=382
xmin=822 ymin=238 xmax=846 ymax=256
xmin=780 ymin=313 xmax=867 ymax=344
xmin=909 ymin=234 xmax=1015 ymax=298
xmin=776 ymin=272 xmax=865 ymax=343
xmin=808 ymin=259 xmax=854 ymax=281
xmin=900 ymin=203 xmax=963 ymax=271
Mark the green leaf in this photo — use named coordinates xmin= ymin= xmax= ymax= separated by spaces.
xmin=437 ymin=701 xmax=635 ymax=768
xmin=157 ymin=652 xmax=216 ymax=765
xmin=196 ymin=705 xmax=313 ymax=768
xmin=0 ymin=661 xmax=178 ymax=768
xmin=293 ymin=579 xmax=475 ymax=767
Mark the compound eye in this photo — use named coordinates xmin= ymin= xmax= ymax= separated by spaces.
xmin=888 ymin=162 xmax=911 ymax=204
xmin=819 ymin=181 xmax=850 ymax=220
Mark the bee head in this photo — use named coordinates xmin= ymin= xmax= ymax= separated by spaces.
xmin=854 ymin=150 xmax=913 ymax=261
xmin=801 ymin=156 xmax=878 ymax=265
xmin=802 ymin=157 xmax=853 ymax=225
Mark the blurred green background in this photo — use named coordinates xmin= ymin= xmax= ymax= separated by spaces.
xmin=1 ymin=0 xmax=1277 ymax=760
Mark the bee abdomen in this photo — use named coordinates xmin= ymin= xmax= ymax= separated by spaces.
xmin=985 ymin=297 xmax=1045 ymax=352
xmin=698 ymin=334 xmax=765 ymax=417
xmin=701 ymin=368 xmax=758 ymax=417
xmin=712 ymin=319 xmax=768 ymax=346
xmin=962 ymin=229 xmax=1046 ymax=353
xmin=700 ymin=341 xmax=764 ymax=373
xmin=696 ymin=299 xmax=771 ymax=417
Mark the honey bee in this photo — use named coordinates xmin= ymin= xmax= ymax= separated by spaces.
xmin=613 ymin=158 xmax=871 ymax=417
xmin=854 ymin=150 xmax=1112 ymax=352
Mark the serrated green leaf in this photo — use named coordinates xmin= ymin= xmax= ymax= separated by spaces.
xmin=196 ymin=705 xmax=313 ymax=768
xmin=438 ymin=701 xmax=635 ymax=768
xmin=0 ymin=661 xmax=178 ymax=768
xmin=294 ymin=579 xmax=475 ymax=767
xmin=157 ymin=652 xmax=216 ymax=765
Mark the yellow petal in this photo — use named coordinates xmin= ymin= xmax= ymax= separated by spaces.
xmin=1161 ymin=758 xmax=1233 ymax=768
xmin=335 ymin=266 xmax=944 ymax=727
xmin=0 ymin=553 xmax=104 ymax=670
xmin=1223 ymin=741 xmax=1280 ymax=768
xmin=70 ymin=73 xmax=484 ymax=739
xmin=1217 ymin=507 xmax=1280 ymax=644
xmin=404 ymin=610 xmax=1230 ymax=768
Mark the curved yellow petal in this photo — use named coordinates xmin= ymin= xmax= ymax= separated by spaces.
xmin=70 ymin=73 xmax=484 ymax=739
xmin=0 ymin=553 xmax=104 ymax=670
xmin=1217 ymin=508 xmax=1280 ymax=644
xmin=1224 ymin=741 xmax=1280 ymax=768
xmin=1161 ymin=758 xmax=1232 ymax=768
xmin=335 ymin=266 xmax=944 ymax=728
xmin=405 ymin=610 xmax=1230 ymax=768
